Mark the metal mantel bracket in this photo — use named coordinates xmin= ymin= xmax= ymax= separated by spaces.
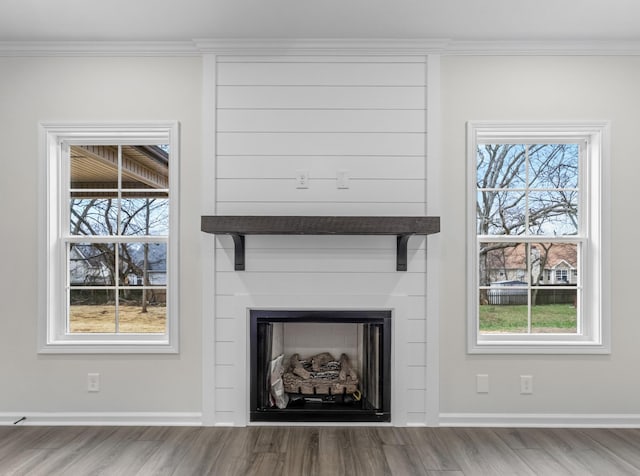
xmin=230 ymin=234 xmax=246 ymax=271
xmin=396 ymin=234 xmax=413 ymax=272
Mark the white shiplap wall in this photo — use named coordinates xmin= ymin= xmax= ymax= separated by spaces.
xmin=211 ymin=55 xmax=429 ymax=425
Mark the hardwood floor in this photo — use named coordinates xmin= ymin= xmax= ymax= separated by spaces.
xmin=1 ymin=426 xmax=640 ymax=475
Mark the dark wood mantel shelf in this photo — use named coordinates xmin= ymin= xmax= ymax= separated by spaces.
xmin=201 ymin=216 xmax=440 ymax=271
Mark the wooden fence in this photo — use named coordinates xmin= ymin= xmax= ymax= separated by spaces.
xmin=487 ymin=287 xmax=576 ymax=306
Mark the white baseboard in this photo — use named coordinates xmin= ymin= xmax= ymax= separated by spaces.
xmin=439 ymin=412 xmax=640 ymax=428
xmin=0 ymin=412 xmax=202 ymax=426
xmin=5 ymin=412 xmax=639 ymax=428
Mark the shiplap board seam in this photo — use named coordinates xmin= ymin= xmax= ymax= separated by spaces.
xmin=212 ymin=154 xmax=426 ymax=157
xmin=216 ymin=178 xmax=424 ymax=180
xmin=217 ymin=107 xmax=425 ymax=111
xmin=214 ymin=246 xmax=427 ymax=251
xmin=216 ymin=131 xmax=426 ymax=134
xmin=217 ymin=175 xmax=425 ymax=180
xmin=216 ymin=247 xmax=426 ymax=272
xmin=214 ymin=247 xmax=427 ymax=252
xmin=216 ymin=84 xmax=427 ymax=88
xmin=217 ymin=110 xmax=425 ymax=132
xmin=215 ymin=270 xmax=427 ymax=275
xmin=215 ymin=203 xmax=427 ymax=214
xmin=216 ymin=201 xmax=427 ymax=204
xmin=216 ymin=64 xmax=426 ymax=85
xmin=214 ymin=236 xmax=427 ymax=251
xmin=217 ymin=157 xmax=426 ymax=179
xmin=217 ymin=86 xmax=425 ymax=109
xmin=216 ymin=56 xmax=428 ymax=63
xmin=217 ymin=107 xmax=425 ymax=110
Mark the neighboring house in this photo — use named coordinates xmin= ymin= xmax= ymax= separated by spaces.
xmin=483 ymin=243 xmax=577 ymax=286
xmin=69 ymin=245 xmax=113 ymax=285
xmin=125 ymin=243 xmax=167 ymax=286
xmin=70 ymin=243 xmax=166 ymax=288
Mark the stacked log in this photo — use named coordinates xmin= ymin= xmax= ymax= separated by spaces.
xmin=282 ymin=352 xmax=359 ymax=395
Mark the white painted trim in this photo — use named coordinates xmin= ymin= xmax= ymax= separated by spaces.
xmin=425 ymin=54 xmax=441 ymax=427
xmin=38 ymin=121 xmax=180 ymax=354
xmin=229 ymin=294 xmax=408 ymax=427
xmin=201 ymin=54 xmax=218 ymax=426
xmin=5 ymin=411 xmax=640 ymax=428
xmin=0 ymin=412 xmax=202 ymax=426
xmin=4 ymin=39 xmax=640 ymax=57
xmin=196 ymin=39 xmax=640 ymax=56
xmin=439 ymin=413 xmax=640 ymax=428
xmin=194 ymin=38 xmax=449 ymax=56
xmin=247 ymin=421 xmax=395 ymax=427
xmin=0 ymin=41 xmax=199 ymax=57
xmin=466 ymin=121 xmax=611 ymax=354
xmin=445 ymin=40 xmax=640 ymax=56
xmin=199 ymin=38 xmax=640 ymax=56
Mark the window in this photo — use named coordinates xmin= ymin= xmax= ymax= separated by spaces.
xmin=467 ymin=122 xmax=610 ymax=354
xmin=39 ymin=122 xmax=179 ymax=353
xmin=555 ymin=269 xmax=569 ymax=284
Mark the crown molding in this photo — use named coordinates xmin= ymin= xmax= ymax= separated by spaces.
xmin=2 ymin=38 xmax=640 ymax=57
xmin=0 ymin=41 xmax=200 ymax=57
xmin=446 ymin=40 xmax=640 ymax=56
xmin=193 ymin=38 xmax=449 ymax=55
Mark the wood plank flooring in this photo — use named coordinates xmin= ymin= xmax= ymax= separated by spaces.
xmin=1 ymin=426 xmax=640 ymax=475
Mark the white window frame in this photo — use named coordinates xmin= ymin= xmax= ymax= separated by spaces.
xmin=467 ymin=121 xmax=610 ymax=354
xmin=38 ymin=122 xmax=180 ymax=353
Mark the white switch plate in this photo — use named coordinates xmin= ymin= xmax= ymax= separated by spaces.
xmin=337 ymin=170 xmax=349 ymax=189
xmin=87 ymin=373 xmax=100 ymax=392
xmin=295 ymin=169 xmax=309 ymax=189
xmin=520 ymin=375 xmax=533 ymax=394
xmin=476 ymin=374 xmax=489 ymax=393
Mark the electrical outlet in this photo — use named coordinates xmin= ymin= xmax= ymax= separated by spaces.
xmin=87 ymin=373 xmax=100 ymax=392
xmin=337 ymin=169 xmax=350 ymax=189
xmin=476 ymin=374 xmax=489 ymax=393
xmin=295 ymin=169 xmax=309 ymax=189
xmin=520 ymin=375 xmax=533 ymax=394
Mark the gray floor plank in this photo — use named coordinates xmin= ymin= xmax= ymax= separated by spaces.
xmin=1 ymin=426 xmax=640 ymax=476
xmin=438 ymin=428 xmax=537 ymax=475
xmin=580 ymin=428 xmax=640 ymax=471
xmin=405 ymin=427 xmax=462 ymax=472
xmin=383 ymin=444 xmax=429 ymax=475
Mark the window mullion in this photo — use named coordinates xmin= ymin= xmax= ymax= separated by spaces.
xmin=527 ymin=243 xmax=532 ymax=333
xmin=115 ymin=244 xmax=120 ymax=334
xmin=525 ymin=144 xmax=530 ymax=236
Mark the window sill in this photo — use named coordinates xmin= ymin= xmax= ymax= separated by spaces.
xmin=468 ymin=339 xmax=610 ymax=355
xmin=38 ymin=338 xmax=178 ymax=354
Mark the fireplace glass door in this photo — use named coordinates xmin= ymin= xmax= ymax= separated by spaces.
xmin=250 ymin=310 xmax=391 ymax=422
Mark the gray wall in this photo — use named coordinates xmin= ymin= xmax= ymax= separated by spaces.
xmin=0 ymin=56 xmax=203 ymax=416
xmin=1 ymin=53 xmax=639 ymax=422
xmin=440 ymin=55 xmax=640 ymax=416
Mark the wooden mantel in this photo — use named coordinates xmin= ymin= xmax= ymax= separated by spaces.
xmin=201 ymin=216 xmax=440 ymax=271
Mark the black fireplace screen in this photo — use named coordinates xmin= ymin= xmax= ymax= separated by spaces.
xmin=250 ymin=310 xmax=391 ymax=422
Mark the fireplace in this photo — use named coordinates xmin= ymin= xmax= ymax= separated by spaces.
xmin=250 ymin=310 xmax=391 ymax=422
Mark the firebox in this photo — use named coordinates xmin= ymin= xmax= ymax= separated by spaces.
xmin=249 ymin=310 xmax=391 ymax=422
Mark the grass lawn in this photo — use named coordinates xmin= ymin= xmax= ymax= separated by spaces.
xmin=480 ymin=303 xmax=577 ymax=333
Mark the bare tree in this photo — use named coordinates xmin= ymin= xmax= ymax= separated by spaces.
xmin=477 ymin=143 xmax=578 ymax=298
xmin=70 ymin=197 xmax=168 ymax=308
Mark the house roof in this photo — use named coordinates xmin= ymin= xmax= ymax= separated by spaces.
xmin=484 ymin=243 xmax=577 ymax=271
